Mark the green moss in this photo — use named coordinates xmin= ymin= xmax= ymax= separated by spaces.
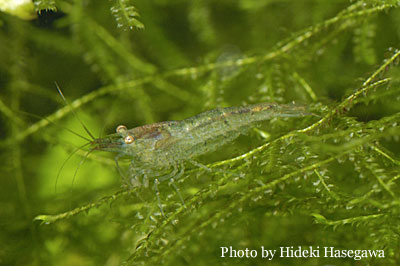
xmin=1 ymin=1 xmax=400 ymax=265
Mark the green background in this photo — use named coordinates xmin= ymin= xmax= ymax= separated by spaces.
xmin=1 ymin=0 xmax=400 ymax=265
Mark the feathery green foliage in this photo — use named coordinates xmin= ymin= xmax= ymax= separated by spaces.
xmin=1 ymin=0 xmax=400 ymax=265
xmin=110 ymin=0 xmax=144 ymax=30
xmin=33 ymin=0 xmax=57 ymax=13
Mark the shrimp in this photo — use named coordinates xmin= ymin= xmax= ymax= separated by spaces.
xmin=91 ymin=102 xmax=311 ymax=215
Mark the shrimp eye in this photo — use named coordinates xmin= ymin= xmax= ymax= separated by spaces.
xmin=116 ymin=125 xmax=127 ymax=133
xmin=124 ymin=135 xmax=134 ymax=144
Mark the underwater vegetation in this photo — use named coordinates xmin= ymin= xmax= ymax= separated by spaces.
xmin=1 ymin=0 xmax=400 ymax=265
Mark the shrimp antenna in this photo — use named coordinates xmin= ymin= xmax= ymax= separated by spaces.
xmin=70 ymin=147 xmax=95 ymax=193
xmin=55 ymin=82 xmax=96 ymax=141
xmin=18 ymin=111 xmax=91 ymax=142
xmin=55 ymin=142 xmax=91 ymax=193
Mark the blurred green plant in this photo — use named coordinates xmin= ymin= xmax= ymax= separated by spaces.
xmin=1 ymin=0 xmax=400 ymax=265
xmin=0 ymin=0 xmax=36 ymax=20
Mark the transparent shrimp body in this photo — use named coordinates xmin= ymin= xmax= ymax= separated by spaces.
xmin=94 ymin=103 xmax=310 ymax=180
xmin=92 ymin=103 xmax=310 ymax=214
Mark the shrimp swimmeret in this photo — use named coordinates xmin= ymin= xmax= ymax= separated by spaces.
xmin=90 ymin=102 xmax=311 ymax=215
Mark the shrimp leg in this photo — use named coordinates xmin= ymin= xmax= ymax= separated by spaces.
xmin=168 ymin=164 xmax=185 ymax=207
xmin=153 ymin=163 xmax=186 ymax=215
xmin=114 ymin=154 xmax=127 ymax=180
xmin=153 ymin=178 xmax=164 ymax=217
